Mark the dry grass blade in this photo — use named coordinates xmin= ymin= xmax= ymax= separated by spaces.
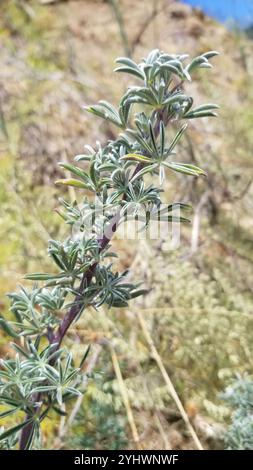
xmin=110 ymin=345 xmax=142 ymax=450
xmin=136 ymin=310 xmax=203 ymax=450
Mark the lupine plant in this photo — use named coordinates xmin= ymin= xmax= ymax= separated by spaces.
xmin=0 ymin=49 xmax=218 ymax=450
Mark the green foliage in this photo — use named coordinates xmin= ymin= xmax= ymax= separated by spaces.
xmin=222 ymin=376 xmax=253 ymax=450
xmin=0 ymin=48 xmax=218 ymax=449
xmin=69 ymin=402 xmax=128 ymax=450
xmin=146 ymin=253 xmax=253 ymax=394
xmin=67 ymin=374 xmax=128 ymax=451
xmin=0 ymin=343 xmax=83 ymax=449
xmin=88 ymin=250 xmax=253 ymax=436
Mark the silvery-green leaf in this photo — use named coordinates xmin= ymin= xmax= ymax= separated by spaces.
xmin=0 ymin=418 xmax=34 ymax=442
xmin=163 ymin=161 xmax=205 ymax=176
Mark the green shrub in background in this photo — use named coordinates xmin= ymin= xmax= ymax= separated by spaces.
xmin=222 ymin=376 xmax=253 ymax=450
xmin=68 ymin=396 xmax=128 ymax=450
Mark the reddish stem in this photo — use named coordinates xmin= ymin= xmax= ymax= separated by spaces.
xmin=19 ymin=113 xmax=165 ymax=449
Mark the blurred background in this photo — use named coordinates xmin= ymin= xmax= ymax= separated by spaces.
xmin=1 ymin=0 xmax=253 ymax=450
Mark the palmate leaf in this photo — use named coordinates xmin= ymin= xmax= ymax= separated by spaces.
xmin=186 ymin=51 xmax=219 ymax=74
xmin=122 ymin=86 xmax=159 ymax=107
xmin=162 ymin=59 xmax=191 ymax=82
xmin=79 ymin=345 xmax=91 ymax=369
xmin=0 ymin=395 xmax=21 ymax=408
xmin=160 ymin=63 xmax=183 ymax=79
xmin=114 ymin=57 xmax=145 ymax=81
xmin=167 ymin=124 xmax=188 ymax=154
xmin=124 ymin=129 xmax=154 ymax=155
xmin=58 ymin=162 xmax=91 ymax=182
xmin=0 ymin=316 xmax=19 ymax=338
xmin=74 ymin=154 xmax=91 ymax=162
xmin=52 ymin=405 xmax=68 ymax=417
xmin=120 ymin=153 xmax=151 ymax=163
xmin=0 ymin=407 xmax=21 ymax=419
xmin=186 ymin=103 xmax=219 ymax=113
xmin=85 ymin=101 xmax=123 ymax=128
xmin=160 ymin=122 xmax=165 ymax=155
xmin=202 ymin=51 xmax=219 ymax=59
xmin=11 ymin=343 xmax=31 ymax=358
xmin=119 ymin=102 xmax=131 ymax=127
xmin=24 ymin=273 xmax=67 ymax=281
xmin=163 ymin=93 xmax=188 ymax=106
xmin=55 ymin=179 xmax=94 ymax=191
xmin=149 ymin=121 xmax=159 ymax=157
xmin=131 ymin=163 xmax=158 ymax=183
xmin=0 ymin=418 xmax=34 ymax=442
xmin=163 ymin=161 xmax=206 ymax=177
xmin=184 ymin=111 xmax=218 ymax=119
xmin=184 ymin=103 xmax=219 ymax=119
xmin=129 ymin=288 xmax=148 ymax=299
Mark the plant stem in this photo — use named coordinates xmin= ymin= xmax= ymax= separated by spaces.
xmin=19 ymin=417 xmax=35 ymax=450
xmin=19 ymin=116 xmax=163 ymax=450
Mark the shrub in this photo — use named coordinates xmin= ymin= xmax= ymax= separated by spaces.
xmin=222 ymin=376 xmax=253 ymax=450
xmin=0 ymin=49 xmax=218 ymax=449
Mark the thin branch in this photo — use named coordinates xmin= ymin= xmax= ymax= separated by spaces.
xmin=19 ymin=98 xmax=170 ymax=449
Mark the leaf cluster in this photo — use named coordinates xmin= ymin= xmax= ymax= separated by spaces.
xmin=0 ymin=48 xmax=218 ymax=448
